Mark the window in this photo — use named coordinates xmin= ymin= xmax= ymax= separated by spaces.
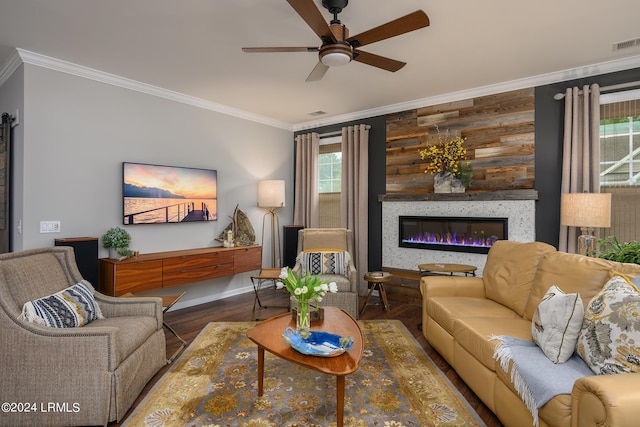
xmin=599 ymin=90 xmax=640 ymax=242
xmin=318 ymin=139 xmax=342 ymax=227
xmin=319 ymin=150 xmax=342 ymax=192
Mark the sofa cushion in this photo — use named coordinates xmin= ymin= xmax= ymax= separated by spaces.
xmin=316 ymin=274 xmax=353 ymax=292
xmin=531 ymin=285 xmax=584 ymax=363
xmin=538 ymin=394 xmax=573 ymax=427
xmin=454 ymin=316 xmax=532 ymax=372
xmin=427 ymin=296 xmax=520 ymax=335
xmin=524 ymin=252 xmax=619 ymax=321
xmin=19 ymin=280 xmax=103 ymax=328
xmin=483 ymin=241 xmax=556 ymax=317
xmin=576 ymin=274 xmax=640 ymax=375
xmin=85 ymin=315 xmax=159 ymax=366
xmin=298 ymin=251 xmax=350 ymax=276
xmin=495 ymin=364 xmax=574 ymax=427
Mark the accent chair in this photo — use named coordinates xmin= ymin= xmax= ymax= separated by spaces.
xmin=0 ymin=247 xmax=166 ymax=426
xmin=291 ymin=228 xmax=359 ymax=319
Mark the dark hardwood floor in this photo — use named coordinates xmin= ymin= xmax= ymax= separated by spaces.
xmin=110 ymin=288 xmax=503 ymax=426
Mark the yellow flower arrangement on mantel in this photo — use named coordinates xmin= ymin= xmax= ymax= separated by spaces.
xmin=418 ymin=126 xmax=472 ymax=192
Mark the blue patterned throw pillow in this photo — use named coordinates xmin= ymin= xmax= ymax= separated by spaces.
xmin=19 ymin=280 xmax=103 ymax=328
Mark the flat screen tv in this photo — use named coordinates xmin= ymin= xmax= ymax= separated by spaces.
xmin=123 ymin=162 xmax=217 ymax=224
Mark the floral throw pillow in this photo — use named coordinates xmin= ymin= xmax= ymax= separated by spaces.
xmin=576 ymin=274 xmax=640 ymax=374
xmin=531 ymin=285 xmax=584 ymax=363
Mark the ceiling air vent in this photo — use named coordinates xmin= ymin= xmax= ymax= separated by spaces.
xmin=613 ymin=38 xmax=640 ymax=51
xmin=307 ymin=110 xmax=327 ymax=116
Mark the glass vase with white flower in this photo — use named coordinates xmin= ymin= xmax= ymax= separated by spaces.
xmin=276 ymin=267 xmax=338 ymax=338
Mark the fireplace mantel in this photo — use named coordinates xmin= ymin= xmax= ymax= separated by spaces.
xmin=378 ymin=189 xmax=538 ymax=202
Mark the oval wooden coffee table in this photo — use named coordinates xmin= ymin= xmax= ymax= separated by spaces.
xmin=246 ymin=306 xmax=364 ymax=427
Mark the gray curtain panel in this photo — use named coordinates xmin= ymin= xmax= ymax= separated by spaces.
xmin=294 ymin=132 xmax=320 ymax=227
xmin=559 ymin=84 xmax=601 ymax=252
xmin=341 ymin=124 xmax=369 ymax=295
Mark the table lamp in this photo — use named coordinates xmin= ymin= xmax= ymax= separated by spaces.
xmin=560 ymin=193 xmax=611 ymax=256
xmin=258 ymin=180 xmax=285 ymax=268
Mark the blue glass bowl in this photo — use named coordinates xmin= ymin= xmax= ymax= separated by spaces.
xmin=283 ymin=327 xmax=354 ymax=357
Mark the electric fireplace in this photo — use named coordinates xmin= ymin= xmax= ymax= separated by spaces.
xmin=399 ymin=216 xmax=508 ymax=254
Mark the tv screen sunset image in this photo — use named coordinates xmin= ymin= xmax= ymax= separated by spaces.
xmin=123 ymin=162 xmax=217 ymax=224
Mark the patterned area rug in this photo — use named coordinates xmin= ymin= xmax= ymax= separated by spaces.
xmin=123 ymin=320 xmax=486 ymax=426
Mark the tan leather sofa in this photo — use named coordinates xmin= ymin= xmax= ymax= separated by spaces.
xmin=420 ymin=240 xmax=640 ymax=427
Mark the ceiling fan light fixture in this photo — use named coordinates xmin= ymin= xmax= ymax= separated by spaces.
xmin=319 ymin=42 xmax=353 ymax=67
xmin=321 ymin=52 xmax=351 ymax=66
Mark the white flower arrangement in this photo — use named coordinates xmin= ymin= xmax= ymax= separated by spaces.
xmin=276 ymin=267 xmax=338 ymax=304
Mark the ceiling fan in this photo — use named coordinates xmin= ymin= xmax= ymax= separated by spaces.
xmin=242 ymin=0 xmax=430 ymax=82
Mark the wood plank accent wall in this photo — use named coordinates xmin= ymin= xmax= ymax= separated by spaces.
xmin=386 ymin=88 xmax=535 ymax=194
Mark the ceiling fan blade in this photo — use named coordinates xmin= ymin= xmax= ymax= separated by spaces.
xmin=305 ymin=61 xmax=330 ymax=82
xmin=347 ymin=10 xmax=430 ymax=48
xmin=287 ymin=0 xmax=334 ymax=41
xmin=242 ymin=47 xmax=319 ymax=53
xmin=353 ymin=50 xmax=406 ymax=72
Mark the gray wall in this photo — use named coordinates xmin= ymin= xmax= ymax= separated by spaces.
xmin=0 ymin=63 xmax=294 ymax=309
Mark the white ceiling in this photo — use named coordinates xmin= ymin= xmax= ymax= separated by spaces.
xmin=1 ymin=0 xmax=640 ymax=130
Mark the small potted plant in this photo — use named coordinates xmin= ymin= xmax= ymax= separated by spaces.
xmin=597 ymin=236 xmax=640 ymax=264
xmin=102 ymin=227 xmax=132 ymax=259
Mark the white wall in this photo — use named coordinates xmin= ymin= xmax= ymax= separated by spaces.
xmin=4 ymin=63 xmax=293 ymax=309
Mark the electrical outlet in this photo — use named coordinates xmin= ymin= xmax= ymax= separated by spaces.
xmin=40 ymin=221 xmax=61 ymax=233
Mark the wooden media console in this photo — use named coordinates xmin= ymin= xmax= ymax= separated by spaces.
xmin=99 ymin=245 xmax=261 ymax=296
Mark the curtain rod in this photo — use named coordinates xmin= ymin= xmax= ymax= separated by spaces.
xmin=553 ymin=80 xmax=640 ymax=100
xmin=318 ymin=124 xmax=371 ymax=138
xmin=319 ymin=130 xmax=342 ymax=138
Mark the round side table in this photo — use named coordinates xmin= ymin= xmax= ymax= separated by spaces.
xmin=360 ymin=271 xmax=393 ymax=316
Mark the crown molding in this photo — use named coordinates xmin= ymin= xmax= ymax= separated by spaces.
xmin=292 ymin=53 xmax=640 ymax=131
xmin=11 ymin=49 xmax=293 ymax=131
xmin=4 ymin=48 xmax=640 ymax=133
xmin=0 ymin=50 xmax=23 ymax=87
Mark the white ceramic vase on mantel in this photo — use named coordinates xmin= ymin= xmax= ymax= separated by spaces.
xmin=450 ymin=177 xmax=466 ymax=193
xmin=433 ymin=172 xmax=453 ymax=193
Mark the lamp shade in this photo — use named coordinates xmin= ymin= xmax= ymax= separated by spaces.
xmin=560 ymin=193 xmax=611 ymax=228
xmin=258 ymin=180 xmax=285 ymax=209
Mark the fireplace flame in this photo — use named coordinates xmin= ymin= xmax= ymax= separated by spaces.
xmin=403 ymin=232 xmax=498 ymax=248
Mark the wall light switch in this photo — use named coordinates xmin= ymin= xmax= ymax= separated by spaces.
xmin=40 ymin=221 xmax=61 ymax=233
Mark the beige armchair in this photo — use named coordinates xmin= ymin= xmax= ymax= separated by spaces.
xmin=0 ymin=247 xmax=166 ymax=426
xmin=291 ymin=228 xmax=359 ymax=319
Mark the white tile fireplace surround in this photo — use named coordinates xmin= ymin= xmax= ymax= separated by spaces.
xmin=381 ymin=194 xmax=537 ymax=277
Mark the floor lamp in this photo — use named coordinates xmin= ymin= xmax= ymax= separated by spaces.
xmin=258 ymin=180 xmax=285 ymax=268
xmin=560 ymin=193 xmax=611 ymax=256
